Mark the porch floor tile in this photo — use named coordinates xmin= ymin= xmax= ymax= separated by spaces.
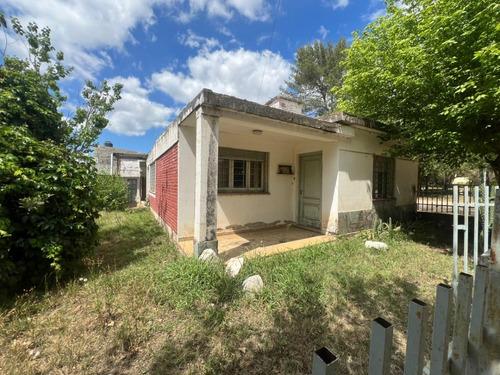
xmin=177 ymin=226 xmax=335 ymax=260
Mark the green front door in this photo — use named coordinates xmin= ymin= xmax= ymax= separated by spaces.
xmin=298 ymin=152 xmax=322 ymax=229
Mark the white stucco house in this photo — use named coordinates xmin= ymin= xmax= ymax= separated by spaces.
xmin=94 ymin=142 xmax=148 ymax=204
xmin=147 ymin=89 xmax=418 ymax=257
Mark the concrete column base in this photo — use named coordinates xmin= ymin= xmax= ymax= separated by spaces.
xmin=193 ymin=239 xmax=219 ymax=258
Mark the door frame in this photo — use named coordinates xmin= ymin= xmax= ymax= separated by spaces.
xmin=298 ymin=151 xmax=322 ymax=229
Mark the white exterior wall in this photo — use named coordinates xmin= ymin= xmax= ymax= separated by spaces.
xmin=178 ymin=126 xmax=197 ymax=238
xmin=216 ymin=133 xmax=296 ymax=232
xmin=118 ymin=159 xmax=141 ymax=177
xmin=294 ymin=141 xmax=339 ymax=234
xmin=395 ymin=158 xmax=418 ymax=205
xmin=338 ymin=150 xmax=373 ymax=212
xmin=337 ymin=128 xmax=418 ymax=213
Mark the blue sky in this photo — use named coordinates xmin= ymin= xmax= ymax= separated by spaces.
xmin=3 ymin=0 xmax=387 ymax=153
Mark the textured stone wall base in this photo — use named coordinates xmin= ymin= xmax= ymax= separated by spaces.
xmin=338 ymin=203 xmax=416 ymax=234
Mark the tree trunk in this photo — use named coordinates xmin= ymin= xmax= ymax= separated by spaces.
xmin=487 ymin=157 xmax=500 ymax=185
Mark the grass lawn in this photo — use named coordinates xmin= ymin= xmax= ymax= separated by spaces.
xmin=0 ymin=208 xmax=454 ymax=374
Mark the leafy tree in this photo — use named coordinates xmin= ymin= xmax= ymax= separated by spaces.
xmin=337 ymin=0 xmax=500 ymax=182
xmin=95 ymin=174 xmax=129 ymax=211
xmin=0 ymin=12 xmax=122 ymax=292
xmin=281 ymin=38 xmax=348 ymax=116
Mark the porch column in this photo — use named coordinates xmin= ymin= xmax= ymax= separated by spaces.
xmin=193 ymin=107 xmax=219 ymax=257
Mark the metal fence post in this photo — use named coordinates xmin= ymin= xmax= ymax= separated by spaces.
xmin=430 ymin=284 xmax=453 ymax=375
xmin=453 ymin=186 xmax=459 ymax=290
xmin=467 ymin=265 xmax=489 ymax=374
xmin=312 ymin=347 xmax=338 ymax=375
xmin=404 ymin=299 xmax=428 ymax=375
xmin=479 ymin=188 xmax=500 ymax=374
xmin=450 ymin=272 xmax=473 ymax=375
xmin=368 ymin=317 xmax=393 ymax=375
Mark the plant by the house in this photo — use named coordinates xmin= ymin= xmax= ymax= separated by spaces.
xmin=0 ymin=13 xmax=122 ymax=293
xmin=95 ymin=174 xmax=129 ymax=211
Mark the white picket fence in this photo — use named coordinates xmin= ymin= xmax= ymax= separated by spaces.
xmin=312 ymin=189 xmax=500 ymax=375
xmin=452 ymin=185 xmax=497 ymax=288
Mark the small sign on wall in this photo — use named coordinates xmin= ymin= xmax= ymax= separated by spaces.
xmin=278 ymin=165 xmax=293 ymax=175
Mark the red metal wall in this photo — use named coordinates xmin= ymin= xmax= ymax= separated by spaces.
xmin=149 ymin=144 xmax=178 ymax=234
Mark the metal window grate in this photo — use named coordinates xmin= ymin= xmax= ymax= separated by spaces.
xmin=218 ymin=147 xmax=268 ymax=193
xmin=373 ymin=156 xmax=394 ymax=199
xmin=149 ymin=162 xmax=156 ymax=193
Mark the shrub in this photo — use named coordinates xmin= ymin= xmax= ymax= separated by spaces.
xmin=95 ymin=174 xmax=128 ymax=211
xmin=0 ymin=126 xmax=99 ymax=292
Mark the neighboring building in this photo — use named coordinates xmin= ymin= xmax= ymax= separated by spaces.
xmin=94 ymin=142 xmax=148 ymax=204
xmin=147 ymin=89 xmax=418 ymax=256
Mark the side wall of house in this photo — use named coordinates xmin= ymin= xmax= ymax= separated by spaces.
xmin=337 ymin=128 xmax=418 ymax=233
xmin=147 ymin=123 xmax=179 ymax=239
xmin=149 ymin=145 xmax=178 ymax=234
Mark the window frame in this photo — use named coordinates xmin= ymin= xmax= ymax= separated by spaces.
xmin=372 ymin=155 xmax=395 ymax=199
xmin=218 ymin=148 xmax=268 ymax=194
xmin=149 ymin=162 xmax=156 ymax=194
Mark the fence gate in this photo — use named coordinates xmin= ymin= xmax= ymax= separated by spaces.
xmin=452 ymin=185 xmax=497 ymax=287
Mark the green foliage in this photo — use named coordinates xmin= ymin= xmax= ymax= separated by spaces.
xmin=281 ymin=38 xmax=348 ymax=116
xmin=69 ymin=80 xmax=123 ymax=153
xmin=338 ymin=0 xmax=500 ymax=181
xmin=0 ymin=13 xmax=122 ymax=292
xmin=95 ymin=174 xmax=128 ymax=211
xmin=0 ymin=126 xmax=99 ymax=290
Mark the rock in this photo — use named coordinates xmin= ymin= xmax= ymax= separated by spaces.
xmin=242 ymin=275 xmax=263 ymax=294
xmin=199 ymin=249 xmax=220 ymax=264
xmin=365 ymin=240 xmax=389 ymax=250
xmin=226 ymin=257 xmax=244 ymax=277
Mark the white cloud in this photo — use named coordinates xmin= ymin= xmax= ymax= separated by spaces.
xmin=149 ymin=47 xmax=291 ymax=104
xmin=105 ymin=76 xmax=179 ymax=136
xmin=176 ymin=0 xmax=271 ymax=22
xmin=2 ymin=0 xmax=271 ymax=79
xmin=227 ymin=0 xmax=271 ymax=21
xmin=318 ymin=25 xmax=330 ymax=40
xmin=219 ymin=26 xmax=234 ymax=37
xmin=363 ymin=8 xmax=386 ymax=22
xmin=2 ymin=0 xmax=169 ymax=79
xmin=323 ymin=0 xmax=349 ymax=9
xmin=179 ymin=29 xmax=220 ymax=50
xmin=257 ymin=34 xmax=271 ymax=45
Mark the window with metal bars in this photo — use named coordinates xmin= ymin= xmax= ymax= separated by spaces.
xmin=372 ymin=156 xmax=394 ymax=199
xmin=218 ymin=147 xmax=268 ymax=193
xmin=149 ymin=162 xmax=156 ymax=193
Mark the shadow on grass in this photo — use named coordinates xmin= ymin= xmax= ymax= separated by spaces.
xmin=0 ymin=208 xmax=167 ymax=309
xmin=93 ymin=208 xmax=167 ymax=271
xmin=148 ymin=252 xmax=419 ymax=374
xmin=403 ymin=219 xmax=453 ymax=251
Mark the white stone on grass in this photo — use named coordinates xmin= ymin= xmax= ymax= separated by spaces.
xmin=199 ymin=248 xmax=220 ymax=264
xmin=242 ymin=275 xmax=263 ymax=294
xmin=226 ymin=257 xmax=244 ymax=277
xmin=365 ymin=240 xmax=389 ymax=250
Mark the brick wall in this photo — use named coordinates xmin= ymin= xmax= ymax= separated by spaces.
xmin=149 ymin=144 xmax=178 ymax=233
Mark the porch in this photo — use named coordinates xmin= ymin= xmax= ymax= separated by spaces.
xmin=178 ymin=225 xmax=334 ymax=260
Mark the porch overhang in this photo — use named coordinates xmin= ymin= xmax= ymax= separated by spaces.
xmin=173 ymin=89 xmax=356 ymax=140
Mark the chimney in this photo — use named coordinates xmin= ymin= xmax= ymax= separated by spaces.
xmin=265 ymin=95 xmax=303 ymax=114
xmin=104 ymin=141 xmax=113 ymax=147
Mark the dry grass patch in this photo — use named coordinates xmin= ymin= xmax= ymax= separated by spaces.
xmin=0 ymin=209 xmax=455 ymax=374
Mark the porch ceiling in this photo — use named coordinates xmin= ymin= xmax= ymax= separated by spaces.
xmin=218 ymin=114 xmax=344 ymax=143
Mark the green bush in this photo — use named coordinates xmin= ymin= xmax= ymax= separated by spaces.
xmin=95 ymin=174 xmax=128 ymax=211
xmin=0 ymin=126 xmax=99 ymax=291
